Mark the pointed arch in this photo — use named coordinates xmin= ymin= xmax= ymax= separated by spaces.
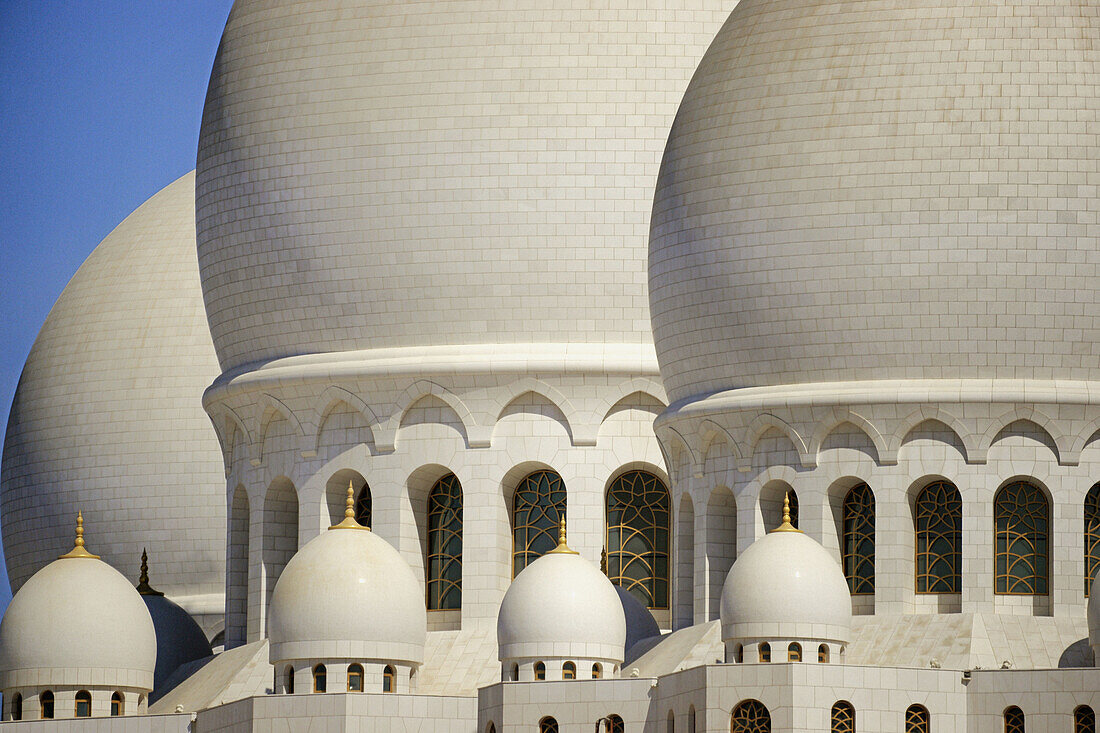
xmin=596 ymin=377 xmax=668 ymax=424
xmin=384 ymin=380 xmax=484 ymax=450
xmin=810 ymin=409 xmax=891 ymax=465
xmin=980 ymin=407 xmax=1066 ymax=464
xmin=744 ymin=413 xmax=810 ymax=468
xmin=699 ymin=419 xmax=743 ymax=467
xmin=312 ymin=386 xmax=379 ymax=454
xmin=893 ymin=406 xmax=976 ymax=462
xmin=494 ymin=378 xmax=578 ymax=433
xmin=325 ymin=469 xmax=370 ymax=528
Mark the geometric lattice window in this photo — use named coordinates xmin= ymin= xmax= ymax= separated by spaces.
xmin=313 ymin=664 xmax=327 ymax=693
xmin=111 ymin=692 xmax=123 ymax=717
xmin=788 ymin=643 xmax=801 ymax=662
xmin=1004 ymin=706 xmax=1024 ymax=733
xmin=427 ymin=473 xmax=463 ymax=610
xmin=831 ymin=701 xmax=855 ymax=733
xmin=355 ymin=484 xmax=372 ymax=529
xmin=905 ymin=704 xmax=929 ymax=733
xmin=1076 ymin=705 xmax=1096 ymax=733
xmin=382 ymin=665 xmax=395 ymax=693
xmin=75 ymin=691 xmax=91 ymax=718
xmin=842 ymin=484 xmax=876 ymax=595
xmin=513 ymin=471 xmax=566 ymax=576
xmin=818 ymin=644 xmax=829 ymax=663
xmin=347 ymin=664 xmax=363 ymax=692
xmin=1085 ymin=484 xmax=1100 ymax=596
xmin=607 ymin=715 xmax=625 ymax=733
xmin=759 ymin=642 xmax=771 ymax=663
xmin=915 ymin=481 xmax=962 ymax=593
xmin=41 ymin=691 xmax=54 ymax=720
xmin=731 ymin=699 xmax=772 ymax=733
xmin=539 ymin=717 xmax=559 ymax=733
xmin=606 ymin=470 xmax=670 ymax=609
xmin=994 ymin=482 xmax=1049 ymax=595
xmin=789 ymin=490 xmax=799 ymax=529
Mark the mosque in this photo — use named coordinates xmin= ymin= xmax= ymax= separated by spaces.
xmin=3 ymin=0 xmax=1100 ymax=730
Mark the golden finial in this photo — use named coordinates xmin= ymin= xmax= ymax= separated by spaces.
xmin=136 ymin=548 xmax=163 ymax=596
xmin=547 ymin=514 xmax=579 ymax=555
xmin=59 ymin=510 xmax=100 ymax=559
xmin=600 ymin=547 xmax=608 ymax=575
xmin=772 ymin=492 xmax=801 ymax=533
xmin=330 ymin=480 xmax=369 ymax=531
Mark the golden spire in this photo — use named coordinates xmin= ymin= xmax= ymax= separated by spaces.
xmin=330 ymin=480 xmax=368 ymax=531
xmin=547 ymin=515 xmax=579 ymax=555
xmin=136 ymin=548 xmax=163 ymax=596
xmin=59 ymin=511 xmax=100 ymax=559
xmin=600 ymin=547 xmax=608 ymax=575
xmin=771 ymin=492 xmax=801 ymax=533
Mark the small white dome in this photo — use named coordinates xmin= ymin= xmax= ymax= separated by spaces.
xmin=267 ymin=512 xmax=426 ymax=665
xmin=497 ymin=537 xmax=626 ymax=665
xmin=720 ymin=525 xmax=851 ymax=645
xmin=0 ymin=520 xmax=156 ymax=691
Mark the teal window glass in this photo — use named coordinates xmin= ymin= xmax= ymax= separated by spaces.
xmin=427 ymin=473 xmax=463 ymax=610
xmin=606 ymin=470 xmax=670 ymax=609
xmin=994 ymin=481 xmax=1048 ymax=595
xmin=915 ymin=480 xmax=962 ymax=593
xmin=512 ymin=471 xmax=566 ymax=576
xmin=1086 ymin=484 xmax=1100 ymax=596
xmin=842 ymin=484 xmax=876 ymax=595
xmin=731 ymin=700 xmax=771 ymax=733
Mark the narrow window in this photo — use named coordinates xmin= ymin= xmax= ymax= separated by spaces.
xmin=731 ymin=699 xmax=771 ymax=733
xmin=688 ymin=706 xmax=696 ymax=733
xmin=831 ymin=701 xmax=855 ymax=733
xmin=539 ymin=716 xmax=559 ymax=733
xmin=759 ymin=642 xmax=771 ymax=663
xmin=312 ymin=664 xmax=327 ymax=693
xmin=1085 ymin=485 xmax=1100 ymax=596
xmin=735 ymin=644 xmax=744 ymax=663
xmin=842 ymin=484 xmax=876 ymax=595
xmin=1004 ymin=705 xmax=1024 ymax=733
xmin=905 ymin=704 xmax=929 ymax=733
xmin=347 ymin=664 xmax=364 ymax=692
xmin=562 ymin=661 xmax=576 ymax=680
xmin=606 ymin=470 xmax=671 ymax=609
xmin=607 ymin=714 xmax=625 ymax=733
xmin=787 ymin=642 xmax=802 ymax=662
xmin=1076 ymin=706 xmax=1096 ymax=733
xmin=994 ymin=482 xmax=1049 ymax=595
xmin=12 ymin=693 xmax=22 ymax=721
xmin=592 ymin=663 xmax=602 ymax=679
xmin=534 ymin=661 xmax=546 ymax=680
xmin=285 ymin=665 xmax=295 ymax=694
xmin=667 ymin=709 xmax=675 ymax=733
xmin=383 ymin=665 xmax=396 ymax=693
xmin=110 ymin=692 xmax=123 ymax=717
xmin=511 ymin=663 xmax=519 ymax=681
xmin=513 ymin=471 xmax=567 ymax=575
xmin=427 ymin=473 xmax=463 ymax=610
xmin=75 ymin=689 xmax=92 ymax=717
xmin=915 ymin=480 xmax=962 ymax=593
xmin=818 ymin=644 xmax=830 ymax=663
xmin=355 ymin=483 xmax=372 ymax=528
xmin=487 ymin=724 xmax=497 ymax=733
xmin=40 ymin=691 xmax=54 ymax=720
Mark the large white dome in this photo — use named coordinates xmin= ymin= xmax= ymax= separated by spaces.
xmin=267 ymin=520 xmax=426 ymax=665
xmin=649 ymin=0 xmax=1100 ymax=403
xmin=0 ymin=528 xmax=156 ymax=690
xmin=196 ymin=0 xmax=732 ymax=373
xmin=1 ymin=172 xmax=225 ymax=616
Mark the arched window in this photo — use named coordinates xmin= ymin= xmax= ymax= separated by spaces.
xmin=347 ymin=664 xmax=364 ymax=692
xmin=487 ymin=724 xmax=497 ymax=733
xmin=915 ymin=480 xmax=962 ymax=593
xmin=667 ymin=709 xmax=675 ymax=733
xmin=688 ymin=706 xmax=696 ymax=733
xmin=511 ymin=663 xmax=519 ymax=681
xmin=355 ymin=484 xmax=372 ymax=528
xmin=1085 ymin=484 xmax=1100 ymax=596
xmin=818 ymin=644 xmax=830 ymax=663
xmin=312 ymin=664 xmax=327 ymax=693
xmin=735 ymin=644 xmax=744 ymax=663
xmin=995 ymin=482 xmax=1049 ymax=595
xmin=905 ymin=704 xmax=929 ymax=733
xmin=592 ymin=663 xmax=602 ymax=679
xmin=606 ymin=470 xmax=671 ymax=608
xmin=1004 ymin=706 xmax=1024 ymax=733
xmin=787 ymin=642 xmax=801 ymax=662
xmin=842 ymin=484 xmax=875 ymax=595
xmin=383 ymin=665 xmax=396 ymax=693
xmin=534 ymin=661 xmax=546 ymax=681
xmin=513 ymin=470 xmax=566 ymax=576
xmin=759 ymin=642 xmax=771 ymax=663
xmin=12 ymin=693 xmax=22 ymax=721
xmin=1076 ymin=705 xmax=1095 ymax=733
xmin=427 ymin=473 xmax=463 ymax=610
xmin=831 ymin=701 xmax=855 ymax=733
xmin=731 ymin=699 xmax=771 ymax=733
xmin=607 ymin=715 xmax=625 ymax=733
xmin=111 ymin=692 xmax=123 ymax=717
xmin=285 ymin=665 xmax=295 ymax=694
xmin=539 ymin=716 xmax=559 ymax=733
xmin=563 ymin=662 xmax=576 ymax=680
xmin=74 ymin=690 xmax=92 ymax=718
xmin=40 ymin=691 xmax=54 ymax=720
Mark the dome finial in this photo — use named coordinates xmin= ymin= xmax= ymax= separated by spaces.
xmin=59 ymin=510 xmax=100 ymax=559
xmin=136 ymin=547 xmax=164 ymax=596
xmin=547 ymin=514 xmax=579 ymax=555
xmin=330 ymin=480 xmax=369 ymax=531
xmin=772 ymin=493 xmax=801 ymax=533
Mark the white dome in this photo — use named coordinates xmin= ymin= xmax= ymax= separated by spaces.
xmin=196 ymin=0 xmax=731 ymax=373
xmin=497 ymin=545 xmax=626 ymax=664
xmin=720 ymin=528 xmax=851 ymax=645
xmin=649 ymin=0 xmax=1100 ymax=403
xmin=1 ymin=172 xmax=225 ymax=614
xmin=267 ymin=520 xmax=426 ymax=665
xmin=0 ymin=529 xmax=156 ymax=691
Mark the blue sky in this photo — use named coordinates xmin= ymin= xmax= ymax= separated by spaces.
xmin=0 ymin=1 xmax=234 ymax=613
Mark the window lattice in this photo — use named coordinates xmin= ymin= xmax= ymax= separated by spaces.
xmin=915 ymin=481 xmax=962 ymax=593
xmin=994 ymin=482 xmax=1049 ymax=595
xmin=842 ymin=484 xmax=876 ymax=595
xmin=355 ymin=485 xmax=372 ymax=528
xmin=606 ymin=470 xmax=671 ymax=608
xmin=1076 ymin=705 xmax=1096 ymax=733
xmin=1004 ymin=706 xmax=1025 ymax=733
xmin=788 ymin=490 xmax=799 ymax=528
xmin=513 ymin=471 xmax=566 ymax=576
xmin=607 ymin=715 xmax=625 ymax=733
xmin=905 ymin=704 xmax=929 ymax=733
xmin=427 ymin=473 xmax=463 ymax=610
xmin=1086 ymin=484 xmax=1100 ymax=596
xmin=539 ymin=717 xmax=559 ymax=733
xmin=731 ymin=699 xmax=772 ymax=733
xmin=831 ymin=701 xmax=855 ymax=733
